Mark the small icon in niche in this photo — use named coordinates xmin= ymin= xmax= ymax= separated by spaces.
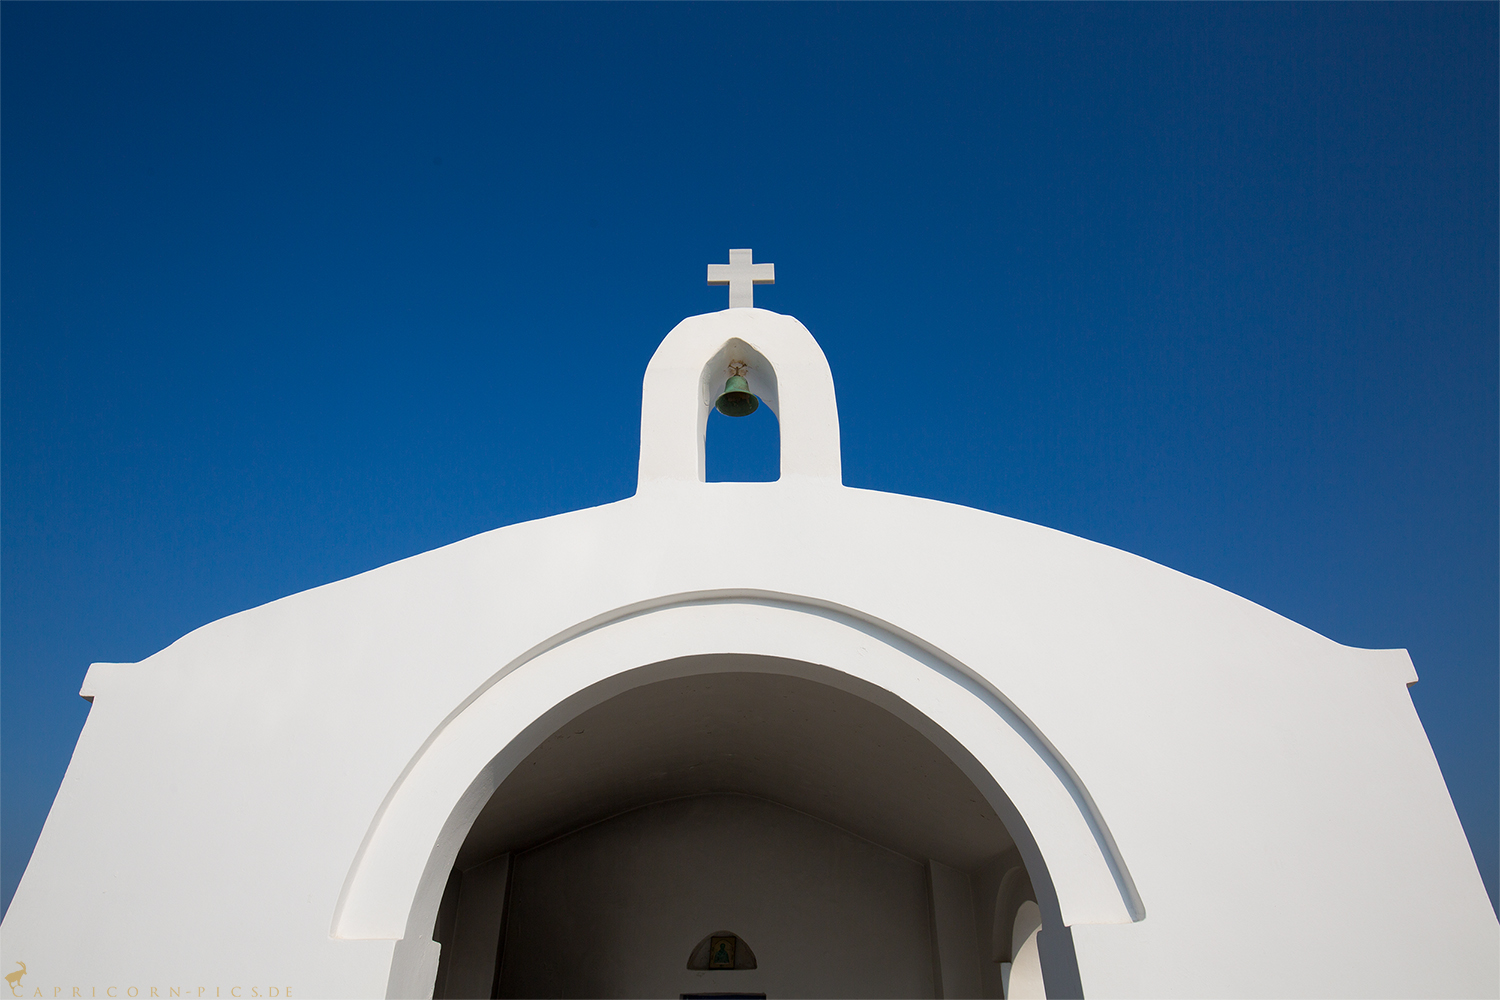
xmin=708 ymin=935 xmax=738 ymax=969
xmin=686 ymin=929 xmax=757 ymax=970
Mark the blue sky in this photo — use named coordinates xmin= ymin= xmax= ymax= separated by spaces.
xmin=3 ymin=3 xmax=1495 ymax=916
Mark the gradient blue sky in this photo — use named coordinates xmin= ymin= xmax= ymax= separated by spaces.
xmin=4 ymin=3 xmax=1496 ymax=916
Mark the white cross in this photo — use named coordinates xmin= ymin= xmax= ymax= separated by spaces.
xmin=707 ymin=249 xmax=775 ymax=308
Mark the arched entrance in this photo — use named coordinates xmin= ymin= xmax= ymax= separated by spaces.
xmin=435 ymin=668 xmax=1036 ymax=998
xmin=334 ymin=597 xmax=1139 ymax=998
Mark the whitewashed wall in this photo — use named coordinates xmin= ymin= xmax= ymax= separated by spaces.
xmin=2 ymin=306 xmax=1494 ymax=999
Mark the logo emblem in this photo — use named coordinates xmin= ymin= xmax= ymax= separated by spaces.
xmin=5 ymin=962 xmax=25 ymax=998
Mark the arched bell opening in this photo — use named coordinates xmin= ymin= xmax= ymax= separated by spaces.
xmin=428 ymin=659 xmax=1081 ymax=999
xmin=701 ymin=337 xmax=782 ymax=483
xmin=636 ymin=310 xmax=840 ymax=488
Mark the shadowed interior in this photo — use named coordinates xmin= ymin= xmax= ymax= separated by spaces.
xmin=456 ymin=668 xmax=1016 ymax=869
xmin=432 ymin=665 xmax=1035 ymax=999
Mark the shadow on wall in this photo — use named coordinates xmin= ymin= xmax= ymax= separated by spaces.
xmin=493 ymin=795 xmax=938 ymax=998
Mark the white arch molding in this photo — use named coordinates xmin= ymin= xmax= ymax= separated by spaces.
xmin=330 ymin=595 xmax=1145 ymax=998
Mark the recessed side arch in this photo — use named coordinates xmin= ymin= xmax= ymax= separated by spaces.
xmin=334 ymin=599 xmax=1142 ymax=998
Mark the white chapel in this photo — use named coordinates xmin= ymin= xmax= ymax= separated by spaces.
xmin=2 ymin=251 xmax=1496 ymax=999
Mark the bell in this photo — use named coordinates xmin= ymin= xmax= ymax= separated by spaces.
xmin=714 ymin=374 xmax=760 ymax=417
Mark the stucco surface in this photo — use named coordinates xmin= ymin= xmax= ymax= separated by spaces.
xmin=2 ymin=307 xmax=1494 ymax=998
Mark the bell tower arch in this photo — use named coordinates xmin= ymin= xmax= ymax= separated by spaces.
xmin=637 ymin=306 xmax=843 ymax=489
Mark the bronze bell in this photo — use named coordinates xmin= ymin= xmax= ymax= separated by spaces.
xmin=714 ymin=374 xmax=759 ymax=417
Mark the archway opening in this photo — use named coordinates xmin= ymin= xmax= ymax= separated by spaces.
xmin=430 ymin=667 xmax=1043 ymax=999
